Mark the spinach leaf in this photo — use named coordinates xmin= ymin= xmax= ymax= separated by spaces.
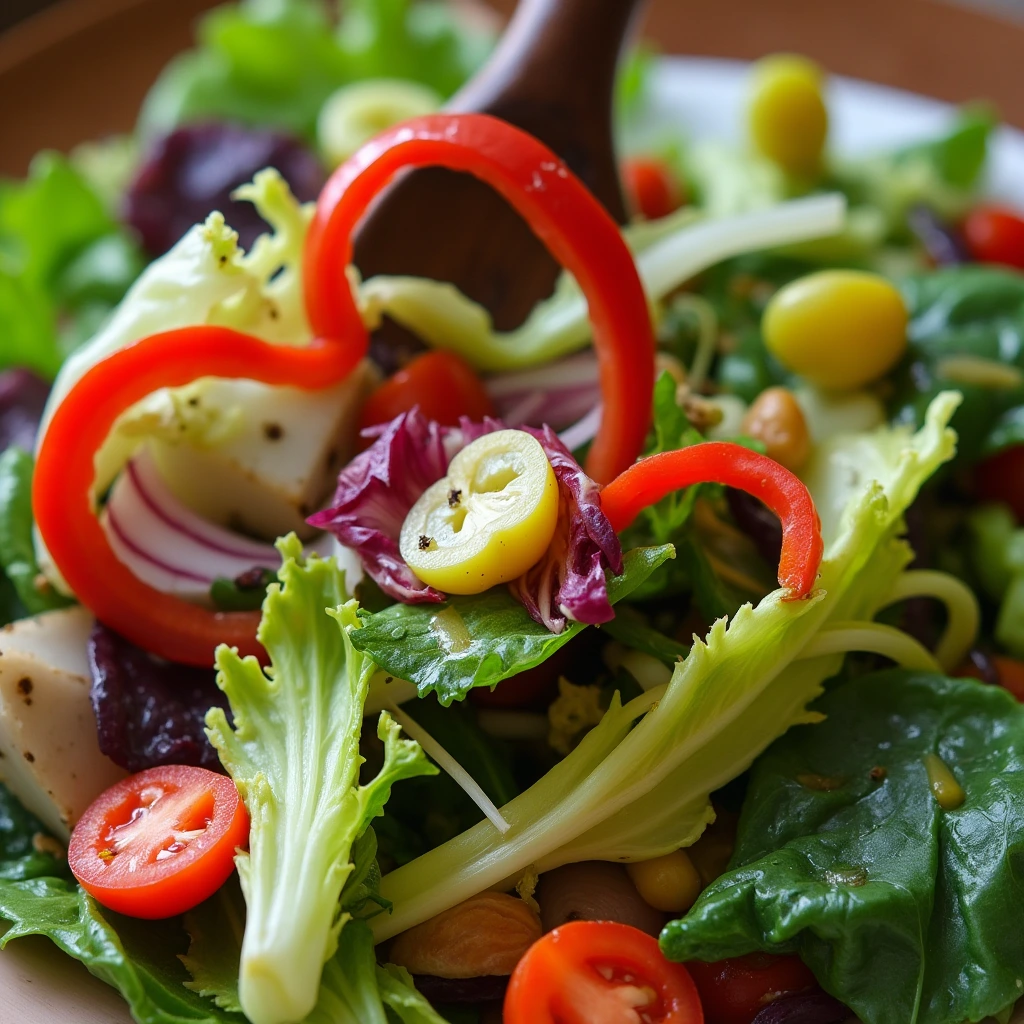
xmin=350 ymin=545 xmax=675 ymax=705
xmin=601 ymin=605 xmax=689 ymax=666
xmin=0 ymin=783 xmax=68 ymax=882
xmin=893 ymin=106 xmax=994 ymax=190
xmin=0 ymin=876 xmax=243 ymax=1024
xmin=661 ymin=670 xmax=1024 ymax=1024
xmin=892 ymin=266 xmax=1024 ymax=465
xmin=0 ymin=448 xmax=75 ymax=616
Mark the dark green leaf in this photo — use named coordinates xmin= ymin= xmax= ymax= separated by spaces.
xmin=180 ymin=880 xmax=246 ymax=1014
xmin=0 ymin=876 xmax=243 ymax=1023
xmin=350 ymin=546 xmax=675 ymax=705
xmin=0 ymin=783 xmax=68 ymax=881
xmin=601 ymin=605 xmax=689 ymax=666
xmin=0 ymin=261 xmax=60 ymax=378
xmin=661 ymin=670 xmax=1024 ymax=1024
xmin=209 ymin=569 xmax=278 ymax=611
xmin=0 ymin=448 xmax=75 ymax=615
xmin=892 ymin=266 xmax=1024 ymax=466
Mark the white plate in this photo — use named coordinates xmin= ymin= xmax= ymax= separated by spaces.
xmin=4 ymin=56 xmax=1024 ymax=1024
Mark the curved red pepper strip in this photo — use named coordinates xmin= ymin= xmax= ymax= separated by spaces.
xmin=305 ymin=113 xmax=655 ymax=485
xmin=33 ymin=329 xmax=364 ymax=665
xmin=600 ymin=443 xmax=823 ymax=598
xmin=34 ymin=113 xmax=655 ymax=666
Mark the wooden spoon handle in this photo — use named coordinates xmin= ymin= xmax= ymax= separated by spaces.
xmin=452 ymin=0 xmax=648 ymax=217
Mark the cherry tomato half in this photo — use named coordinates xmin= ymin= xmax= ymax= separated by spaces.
xmin=685 ymin=953 xmax=816 ymax=1024
xmin=505 ymin=920 xmax=703 ymax=1024
xmin=359 ymin=350 xmax=494 ymax=431
xmin=69 ymin=765 xmax=249 ymax=919
xmin=622 ymin=156 xmax=684 ymax=221
xmin=976 ymin=444 xmax=1024 ymax=523
xmin=963 ymin=205 xmax=1024 ymax=270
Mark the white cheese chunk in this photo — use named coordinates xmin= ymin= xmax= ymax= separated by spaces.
xmin=150 ymin=362 xmax=378 ymax=540
xmin=0 ymin=608 xmax=125 ymax=839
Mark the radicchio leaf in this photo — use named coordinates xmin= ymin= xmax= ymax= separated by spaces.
xmin=510 ymin=426 xmax=623 ymax=633
xmin=125 ymin=123 xmax=324 ymax=256
xmin=307 ymin=411 xmax=450 ymax=604
xmin=88 ymin=622 xmax=230 ymax=772
xmin=0 ymin=369 xmax=50 ymax=453
xmin=310 ymin=410 xmax=623 ymax=634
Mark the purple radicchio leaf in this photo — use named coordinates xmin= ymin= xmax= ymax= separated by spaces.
xmin=307 ymin=410 xmax=451 ymax=604
xmin=88 ymin=622 xmax=230 ymax=773
xmin=0 ymin=369 xmax=50 ymax=453
xmin=124 ymin=123 xmax=325 ymax=256
xmin=509 ymin=426 xmax=623 ymax=634
xmin=309 ymin=410 xmax=623 ymax=633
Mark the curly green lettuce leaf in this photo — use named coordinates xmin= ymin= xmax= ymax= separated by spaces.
xmin=661 ymin=670 xmax=1024 ymax=1024
xmin=371 ymin=395 xmax=960 ymax=942
xmin=140 ymin=0 xmax=490 ymax=141
xmin=350 ymin=545 xmax=675 ymax=705
xmin=206 ymin=535 xmax=436 ymax=1024
xmin=0 ymin=449 xmax=74 ymax=617
xmin=0 ymin=876 xmax=242 ymax=1024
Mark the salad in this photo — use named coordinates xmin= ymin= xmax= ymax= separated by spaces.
xmin=2 ymin=3 xmax=1024 ymax=1023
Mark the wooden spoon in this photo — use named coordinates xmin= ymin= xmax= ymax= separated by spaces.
xmin=353 ymin=0 xmax=647 ymax=370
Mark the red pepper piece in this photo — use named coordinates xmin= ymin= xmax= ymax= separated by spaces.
xmin=306 ymin=113 xmax=654 ymax=485
xmin=34 ymin=113 xmax=655 ymax=665
xmin=33 ymin=328 xmax=364 ymax=665
xmin=600 ymin=442 xmax=823 ymax=598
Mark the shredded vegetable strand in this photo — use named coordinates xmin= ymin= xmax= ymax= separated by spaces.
xmin=798 ymin=621 xmax=941 ymax=673
xmin=669 ymin=293 xmax=719 ymax=392
xmin=387 ymin=701 xmax=511 ymax=835
xmin=879 ymin=569 xmax=981 ymax=672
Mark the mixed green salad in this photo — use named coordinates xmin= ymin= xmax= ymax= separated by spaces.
xmin=3 ymin=3 xmax=1024 ymax=1024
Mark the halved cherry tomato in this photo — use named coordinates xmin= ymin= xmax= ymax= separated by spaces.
xmin=963 ymin=205 xmax=1024 ymax=269
xmin=976 ymin=444 xmax=1024 ymax=522
xmin=622 ymin=156 xmax=683 ymax=220
xmin=505 ymin=921 xmax=703 ymax=1024
xmin=68 ymin=765 xmax=249 ymax=919
xmin=359 ymin=350 xmax=494 ymax=431
xmin=685 ymin=954 xmax=816 ymax=1024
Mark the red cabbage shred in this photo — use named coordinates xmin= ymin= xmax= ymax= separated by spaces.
xmin=0 ymin=369 xmax=50 ymax=453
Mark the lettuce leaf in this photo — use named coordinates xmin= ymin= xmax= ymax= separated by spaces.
xmin=350 ymin=544 xmax=675 ymax=705
xmin=139 ymin=0 xmax=490 ymax=141
xmin=370 ymin=394 xmax=959 ymax=943
xmin=0 ymin=876 xmax=243 ymax=1024
xmin=206 ymin=535 xmax=436 ymax=1024
xmin=0 ymin=154 xmax=138 ymax=379
xmin=661 ymin=670 xmax=1024 ymax=1024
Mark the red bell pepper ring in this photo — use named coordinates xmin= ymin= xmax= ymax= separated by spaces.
xmin=33 ymin=113 xmax=655 ymax=666
xmin=600 ymin=442 xmax=823 ymax=598
xmin=305 ymin=113 xmax=655 ymax=485
xmin=33 ymin=327 xmax=365 ymax=665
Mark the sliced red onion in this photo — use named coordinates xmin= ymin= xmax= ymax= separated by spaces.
xmin=486 ymin=351 xmax=601 ymax=431
xmin=103 ymin=446 xmax=331 ymax=601
xmin=558 ymin=403 xmax=602 ymax=453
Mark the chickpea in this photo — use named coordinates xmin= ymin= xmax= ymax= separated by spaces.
xmin=748 ymin=55 xmax=828 ymax=177
xmin=627 ymin=850 xmax=703 ymax=914
xmin=762 ymin=270 xmax=908 ymax=392
xmin=741 ymin=386 xmax=811 ymax=471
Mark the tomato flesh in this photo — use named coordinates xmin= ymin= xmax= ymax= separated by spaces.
xmin=963 ymin=205 xmax=1024 ymax=269
xmin=505 ymin=920 xmax=703 ymax=1024
xmin=685 ymin=953 xmax=816 ymax=1024
xmin=359 ymin=350 xmax=494 ymax=431
xmin=622 ymin=157 xmax=683 ymax=221
xmin=69 ymin=765 xmax=249 ymax=919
